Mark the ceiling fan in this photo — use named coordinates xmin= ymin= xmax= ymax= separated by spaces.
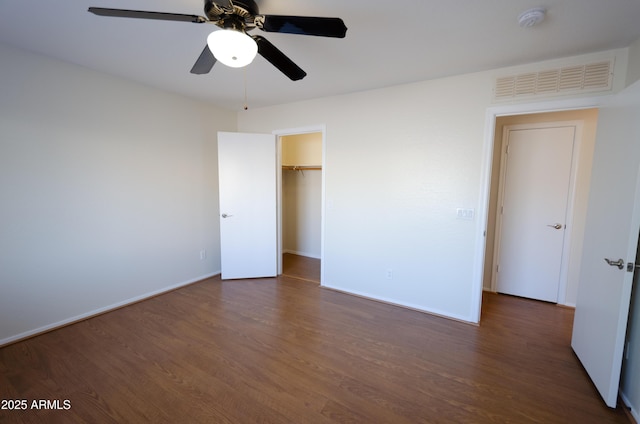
xmin=88 ymin=0 xmax=347 ymax=81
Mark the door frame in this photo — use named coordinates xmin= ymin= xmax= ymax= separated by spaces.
xmin=273 ymin=125 xmax=326 ymax=284
xmin=490 ymin=121 xmax=583 ymax=304
xmin=473 ymin=96 xmax=608 ymax=322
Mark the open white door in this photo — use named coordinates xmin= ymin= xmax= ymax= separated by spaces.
xmin=218 ymin=132 xmax=277 ymax=279
xmin=571 ymin=83 xmax=640 ymax=407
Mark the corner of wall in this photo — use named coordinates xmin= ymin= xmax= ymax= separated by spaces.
xmin=626 ymin=37 xmax=640 ymax=88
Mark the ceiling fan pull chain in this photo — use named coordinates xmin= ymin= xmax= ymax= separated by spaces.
xmin=243 ymin=67 xmax=249 ymax=110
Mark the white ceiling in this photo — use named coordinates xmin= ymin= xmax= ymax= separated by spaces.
xmin=1 ymin=0 xmax=640 ymax=111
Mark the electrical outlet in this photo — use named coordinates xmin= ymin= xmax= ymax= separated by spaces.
xmin=199 ymin=249 xmax=206 ymax=260
xmin=386 ymin=269 xmax=393 ymax=280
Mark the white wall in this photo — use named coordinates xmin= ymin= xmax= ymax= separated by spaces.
xmin=627 ymin=37 xmax=640 ymax=87
xmin=281 ymin=133 xmax=322 ymax=167
xmin=238 ymin=49 xmax=629 ymax=323
xmin=240 ymin=73 xmax=493 ymax=321
xmin=1 ymin=37 xmax=638 ymax=414
xmin=281 ymin=133 xmax=322 ymax=259
xmin=282 ymin=170 xmax=322 ymax=258
xmin=0 ymin=43 xmax=236 ymax=345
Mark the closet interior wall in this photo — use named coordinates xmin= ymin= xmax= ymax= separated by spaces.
xmin=281 ymin=133 xmax=322 ymax=259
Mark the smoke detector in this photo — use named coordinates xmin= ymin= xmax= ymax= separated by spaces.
xmin=518 ymin=7 xmax=546 ymax=28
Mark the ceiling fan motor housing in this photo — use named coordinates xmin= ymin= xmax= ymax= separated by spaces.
xmin=205 ymin=0 xmax=258 ymax=31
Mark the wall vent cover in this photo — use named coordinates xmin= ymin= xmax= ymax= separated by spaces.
xmin=494 ymin=60 xmax=613 ymax=101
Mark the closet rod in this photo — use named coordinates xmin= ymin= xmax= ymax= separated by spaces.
xmin=282 ymin=165 xmax=322 ymax=171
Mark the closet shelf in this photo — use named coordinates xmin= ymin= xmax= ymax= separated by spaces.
xmin=282 ymin=165 xmax=322 ymax=171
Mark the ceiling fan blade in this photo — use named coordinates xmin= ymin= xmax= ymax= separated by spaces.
xmin=253 ymin=36 xmax=306 ymax=81
xmin=88 ymin=7 xmax=207 ymax=24
xmin=190 ymin=45 xmax=217 ymax=75
xmin=257 ymin=15 xmax=347 ymax=38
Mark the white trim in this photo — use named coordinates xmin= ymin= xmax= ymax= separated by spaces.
xmin=471 ymin=116 xmax=496 ymax=322
xmin=620 ymin=391 xmax=640 ymax=423
xmin=559 ymin=122 xmax=584 ymax=305
xmin=323 ymin=283 xmax=475 ymax=324
xmin=490 ymin=125 xmax=509 ymax=293
xmin=273 ymin=125 xmax=327 ymax=136
xmin=0 ymin=272 xmax=220 ymax=347
xmin=273 ymin=125 xmax=326 ymax=285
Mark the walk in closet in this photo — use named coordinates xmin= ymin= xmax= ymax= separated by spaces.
xmin=281 ymin=132 xmax=322 ymax=281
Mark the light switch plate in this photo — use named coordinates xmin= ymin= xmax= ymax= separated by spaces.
xmin=456 ymin=208 xmax=475 ymax=220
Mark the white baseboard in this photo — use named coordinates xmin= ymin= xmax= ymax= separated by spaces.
xmin=0 ymin=272 xmax=220 ymax=347
xmin=283 ymin=249 xmax=321 ymax=259
xmin=322 ymin=282 xmax=476 ymax=324
xmin=620 ymin=391 xmax=639 ymax=423
xmin=482 ymin=287 xmax=577 ymax=308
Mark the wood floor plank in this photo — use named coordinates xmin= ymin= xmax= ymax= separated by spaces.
xmin=0 ymin=265 xmax=631 ymax=423
xmin=283 ymin=253 xmax=320 ymax=282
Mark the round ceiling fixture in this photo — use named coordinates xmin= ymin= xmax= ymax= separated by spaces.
xmin=518 ymin=7 xmax=546 ymax=28
xmin=207 ymin=29 xmax=258 ymax=68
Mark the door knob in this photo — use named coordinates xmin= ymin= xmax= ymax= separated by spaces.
xmin=604 ymin=258 xmax=625 ymax=270
xmin=547 ymin=223 xmax=563 ymax=229
xmin=221 ymin=213 xmax=233 ymax=218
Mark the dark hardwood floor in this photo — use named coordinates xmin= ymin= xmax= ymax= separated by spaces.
xmin=0 ymin=264 xmax=631 ymax=423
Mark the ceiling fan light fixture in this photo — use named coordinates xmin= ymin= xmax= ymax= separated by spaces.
xmin=207 ymin=29 xmax=258 ymax=68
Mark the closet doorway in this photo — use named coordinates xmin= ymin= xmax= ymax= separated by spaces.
xmin=279 ymin=131 xmax=323 ymax=283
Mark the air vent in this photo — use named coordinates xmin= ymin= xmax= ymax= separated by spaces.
xmin=494 ymin=60 xmax=613 ymax=101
